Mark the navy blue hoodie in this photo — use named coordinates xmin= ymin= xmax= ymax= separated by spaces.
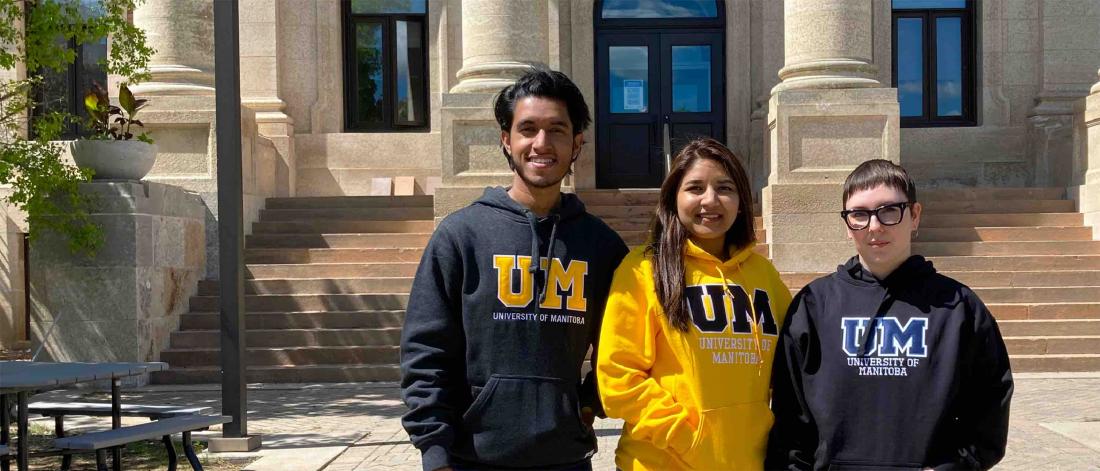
xmin=400 ymin=187 xmax=628 ymax=471
xmin=767 ymin=255 xmax=1013 ymax=471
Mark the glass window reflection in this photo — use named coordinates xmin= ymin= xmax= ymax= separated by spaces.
xmin=609 ymin=46 xmax=649 ymax=114
xmin=602 ymin=0 xmax=718 ymax=19
xmin=896 ymin=18 xmax=923 ymax=118
xmin=351 ymin=0 xmax=427 ymax=14
xmin=935 ymin=17 xmax=963 ymax=117
xmin=671 ymin=46 xmax=711 ymax=113
xmin=892 ymin=0 xmax=966 ymax=9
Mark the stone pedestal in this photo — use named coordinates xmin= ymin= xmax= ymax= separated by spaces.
xmin=764 ymin=0 xmax=899 ymax=272
xmin=764 ymin=88 xmax=900 ymax=271
xmin=436 ymin=93 xmax=513 ymax=221
xmin=29 ymin=182 xmax=205 ymax=377
xmin=1079 ymin=76 xmax=1100 ymax=238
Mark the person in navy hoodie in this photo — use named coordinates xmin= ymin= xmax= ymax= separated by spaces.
xmin=767 ymin=159 xmax=1014 ymax=471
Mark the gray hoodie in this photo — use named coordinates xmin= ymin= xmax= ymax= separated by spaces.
xmin=401 ymin=187 xmax=628 ymax=470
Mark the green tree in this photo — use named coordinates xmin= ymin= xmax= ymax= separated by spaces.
xmin=0 ymin=0 xmax=154 ymax=255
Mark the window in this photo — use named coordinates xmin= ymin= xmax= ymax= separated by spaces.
xmin=33 ymin=0 xmax=108 ymax=139
xmin=342 ymin=0 xmax=428 ymax=131
xmin=596 ymin=0 xmax=723 ymax=29
xmin=892 ymin=0 xmax=975 ymax=127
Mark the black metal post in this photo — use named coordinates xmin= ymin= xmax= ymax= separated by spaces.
xmin=213 ymin=0 xmax=247 ymax=439
xmin=1 ymin=394 xmax=9 ymax=471
xmin=111 ymin=379 xmax=121 ymax=471
xmin=16 ymin=392 xmax=27 ymax=471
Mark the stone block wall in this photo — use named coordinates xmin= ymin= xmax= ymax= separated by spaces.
xmin=29 ymin=181 xmax=205 ymax=364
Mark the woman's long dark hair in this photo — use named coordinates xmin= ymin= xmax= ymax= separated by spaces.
xmin=645 ymin=138 xmax=756 ymax=332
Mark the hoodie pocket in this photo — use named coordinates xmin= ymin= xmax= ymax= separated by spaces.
xmin=461 ymin=374 xmax=594 ymax=466
xmin=678 ymin=403 xmax=774 ymax=470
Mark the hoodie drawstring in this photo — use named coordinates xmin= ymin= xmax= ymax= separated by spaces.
xmin=524 ymin=211 xmax=562 ymax=307
xmin=716 ymin=264 xmax=766 ymax=376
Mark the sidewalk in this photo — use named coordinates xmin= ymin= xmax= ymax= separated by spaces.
xmin=26 ymin=374 xmax=1100 ymax=470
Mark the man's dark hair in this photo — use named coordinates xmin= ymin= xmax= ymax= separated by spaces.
xmin=842 ymin=159 xmax=918 ymax=208
xmin=494 ymin=69 xmax=591 ymax=168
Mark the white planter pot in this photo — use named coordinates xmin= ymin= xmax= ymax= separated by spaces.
xmin=70 ymin=140 xmax=158 ymax=181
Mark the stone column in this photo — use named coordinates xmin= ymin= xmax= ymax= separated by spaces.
xmin=762 ymin=0 xmax=900 ymax=272
xmin=129 ymin=0 xmax=215 ymax=97
xmin=436 ymin=0 xmax=551 ymax=219
xmin=449 ymin=0 xmax=549 ymax=93
xmin=1027 ymin=2 xmax=1100 ymax=187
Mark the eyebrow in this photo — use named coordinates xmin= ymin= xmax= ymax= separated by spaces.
xmin=516 ymin=118 xmax=569 ymax=128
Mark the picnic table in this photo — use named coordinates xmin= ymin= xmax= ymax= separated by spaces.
xmin=0 ymin=361 xmax=165 ymax=471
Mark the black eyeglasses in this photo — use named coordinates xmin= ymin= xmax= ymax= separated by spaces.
xmin=841 ymin=202 xmax=910 ymax=230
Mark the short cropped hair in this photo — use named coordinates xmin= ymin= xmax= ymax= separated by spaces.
xmin=842 ymin=159 xmax=918 ymax=207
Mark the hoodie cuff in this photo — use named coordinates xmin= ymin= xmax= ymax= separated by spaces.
xmin=420 ymin=445 xmax=451 ymax=471
xmin=669 ymin=417 xmax=697 ymax=455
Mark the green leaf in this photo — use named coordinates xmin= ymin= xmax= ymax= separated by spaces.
xmin=118 ymin=82 xmax=136 ymax=115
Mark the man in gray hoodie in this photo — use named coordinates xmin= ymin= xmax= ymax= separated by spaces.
xmin=400 ymin=69 xmax=629 ymax=471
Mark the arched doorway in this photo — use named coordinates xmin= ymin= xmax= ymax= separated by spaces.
xmin=594 ymin=0 xmax=726 ymax=188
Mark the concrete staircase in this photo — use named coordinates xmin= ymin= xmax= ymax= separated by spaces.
xmin=152 ymin=196 xmax=428 ymax=384
xmin=154 ymin=186 xmax=1100 ymax=383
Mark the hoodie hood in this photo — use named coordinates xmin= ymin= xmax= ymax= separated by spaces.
xmin=837 ymin=254 xmax=937 ymax=289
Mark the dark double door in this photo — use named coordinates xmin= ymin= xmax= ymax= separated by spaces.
xmin=596 ymin=31 xmax=725 ymax=188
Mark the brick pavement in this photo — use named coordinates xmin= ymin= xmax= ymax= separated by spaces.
xmin=22 ymin=374 xmax=1100 ymax=470
xmin=324 ymin=374 xmax=1100 ymax=470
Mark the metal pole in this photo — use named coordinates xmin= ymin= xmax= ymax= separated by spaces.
xmin=213 ymin=0 xmax=247 ymax=438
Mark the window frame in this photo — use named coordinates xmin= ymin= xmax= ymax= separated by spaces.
xmin=341 ymin=1 xmax=429 ymax=133
xmin=32 ymin=37 xmax=108 ymax=140
xmin=891 ymin=1 xmax=976 ymax=128
xmin=595 ymin=0 xmax=725 ymax=30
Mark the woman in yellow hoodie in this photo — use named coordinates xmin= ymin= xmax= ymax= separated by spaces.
xmin=597 ymin=138 xmax=791 ymax=470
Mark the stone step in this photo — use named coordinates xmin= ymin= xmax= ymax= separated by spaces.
xmin=920 ymin=199 xmax=1075 ymax=213
xmin=574 ymin=190 xmax=660 ymax=206
xmin=987 ymin=303 xmax=1100 ymax=321
xmin=246 ymin=263 xmax=419 ymax=279
xmin=1005 ymin=336 xmax=1100 ymax=355
xmin=920 ymin=213 xmax=1083 ymax=228
xmin=150 ymin=364 xmax=401 ymax=384
xmin=168 ymin=328 xmax=403 ymax=349
xmin=188 ymin=294 xmax=408 ymax=312
xmin=915 ymin=226 xmax=1093 ymax=242
xmin=782 ymin=270 xmax=1100 ymax=290
xmin=160 ymin=346 xmax=400 ymax=367
xmin=244 ymin=248 xmax=425 ymax=264
xmin=245 ymin=233 xmax=432 ymax=249
xmin=975 ymin=287 xmax=1100 ymax=304
xmin=252 ymin=220 xmax=435 ymax=234
xmin=198 ymin=278 xmax=414 ymax=296
xmin=1009 ymin=354 xmax=1100 ymax=373
xmin=915 ymin=241 xmax=1100 ymax=256
xmin=919 ymin=187 xmax=1066 ymax=201
xmin=927 ymin=255 xmax=1100 ymax=271
xmin=259 ymin=207 xmax=435 ymax=221
xmin=603 ymin=217 xmax=764 ymax=232
xmin=997 ymin=319 xmax=1100 ymax=337
xmin=178 ymin=311 xmax=406 ymax=330
xmin=265 ymin=195 xmax=433 ymax=210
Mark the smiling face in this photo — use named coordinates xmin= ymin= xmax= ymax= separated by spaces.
xmin=501 ymin=96 xmax=583 ymax=191
xmin=676 ymin=159 xmax=740 ymax=256
xmin=844 ymin=183 xmax=923 ymax=277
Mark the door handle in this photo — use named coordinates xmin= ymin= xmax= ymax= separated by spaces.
xmin=662 ymin=115 xmax=671 ymax=176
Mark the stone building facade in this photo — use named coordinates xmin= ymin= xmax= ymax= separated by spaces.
xmin=2 ymin=0 xmax=1100 ymax=351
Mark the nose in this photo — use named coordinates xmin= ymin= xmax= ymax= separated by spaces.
xmin=532 ymin=129 xmax=553 ymax=152
xmin=701 ymin=186 xmax=720 ymax=206
xmin=867 ymin=213 xmax=885 ymax=232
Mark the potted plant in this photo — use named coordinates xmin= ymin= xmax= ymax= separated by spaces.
xmin=70 ymin=82 xmax=156 ymax=180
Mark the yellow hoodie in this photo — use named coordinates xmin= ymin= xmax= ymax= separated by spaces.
xmin=597 ymin=240 xmax=792 ymax=471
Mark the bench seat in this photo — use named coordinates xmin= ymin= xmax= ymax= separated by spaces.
xmin=53 ymin=414 xmax=230 ymax=450
xmin=30 ymin=401 xmax=211 ymax=419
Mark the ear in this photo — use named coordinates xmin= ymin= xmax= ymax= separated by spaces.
xmin=571 ymin=132 xmax=584 ymax=162
xmin=910 ymin=201 xmax=922 ymax=231
xmin=501 ymin=130 xmax=512 ymax=156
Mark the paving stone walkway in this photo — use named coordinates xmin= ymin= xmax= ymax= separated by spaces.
xmin=22 ymin=374 xmax=1100 ymax=470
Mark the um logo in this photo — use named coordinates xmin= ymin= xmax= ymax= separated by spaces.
xmin=841 ymin=317 xmax=928 ymax=357
xmin=684 ymin=284 xmax=778 ymax=336
xmin=492 ymin=255 xmax=588 ymax=311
